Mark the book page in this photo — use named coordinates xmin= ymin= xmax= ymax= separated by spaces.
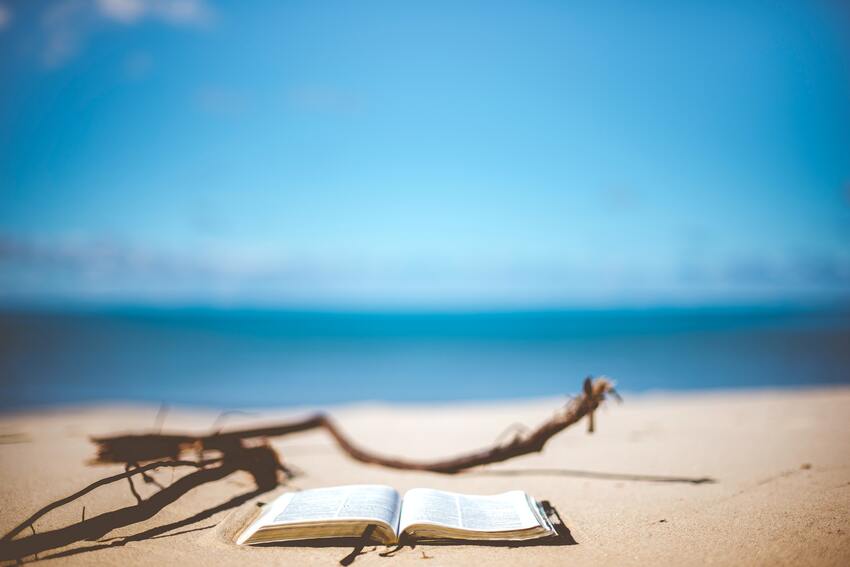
xmin=269 ymin=485 xmax=400 ymax=527
xmin=399 ymin=489 xmax=541 ymax=533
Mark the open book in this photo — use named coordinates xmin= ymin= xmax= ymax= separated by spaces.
xmin=237 ymin=484 xmax=556 ymax=545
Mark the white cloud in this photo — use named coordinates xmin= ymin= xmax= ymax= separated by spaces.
xmin=96 ymin=0 xmax=146 ymax=23
xmin=195 ymin=86 xmax=248 ymax=116
xmin=150 ymin=0 xmax=209 ymax=24
xmin=123 ymin=50 xmax=154 ymax=80
xmin=287 ymin=85 xmax=365 ymax=115
xmin=42 ymin=0 xmax=93 ymax=68
xmin=3 ymin=233 xmax=850 ymax=307
xmin=0 ymin=4 xmax=11 ymax=30
xmin=96 ymin=0 xmax=210 ymax=25
xmin=40 ymin=0 xmax=212 ymax=67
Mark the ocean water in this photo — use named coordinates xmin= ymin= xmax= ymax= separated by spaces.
xmin=1 ymin=306 xmax=849 ymax=410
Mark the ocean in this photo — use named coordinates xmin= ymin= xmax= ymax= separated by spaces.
xmin=1 ymin=306 xmax=849 ymax=410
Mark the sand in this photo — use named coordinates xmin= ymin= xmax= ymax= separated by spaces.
xmin=1 ymin=387 xmax=849 ymax=566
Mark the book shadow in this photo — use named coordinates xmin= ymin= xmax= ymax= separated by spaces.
xmin=255 ymin=501 xmax=576 ymax=565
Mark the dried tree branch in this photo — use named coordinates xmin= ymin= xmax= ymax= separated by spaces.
xmin=312 ymin=376 xmax=614 ymax=473
xmin=93 ymin=377 xmax=616 ymax=475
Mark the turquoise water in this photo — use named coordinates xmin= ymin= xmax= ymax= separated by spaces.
xmin=1 ymin=306 xmax=849 ymax=409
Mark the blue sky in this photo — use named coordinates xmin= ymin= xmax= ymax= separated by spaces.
xmin=1 ymin=0 xmax=849 ymax=307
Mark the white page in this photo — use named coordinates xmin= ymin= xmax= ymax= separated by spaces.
xmin=399 ymin=489 xmax=541 ymax=533
xmin=238 ymin=484 xmax=401 ymax=545
xmin=399 ymin=488 xmax=462 ymax=529
xmin=272 ymin=485 xmax=400 ymax=526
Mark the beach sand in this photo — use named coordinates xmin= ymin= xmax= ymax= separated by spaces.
xmin=1 ymin=387 xmax=849 ymax=566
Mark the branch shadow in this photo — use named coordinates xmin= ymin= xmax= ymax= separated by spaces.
xmin=36 ymin=488 xmax=267 ymax=563
xmin=0 ymin=446 xmax=282 ymax=564
xmin=469 ymin=468 xmax=715 ymax=484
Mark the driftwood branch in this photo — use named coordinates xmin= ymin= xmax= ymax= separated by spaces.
xmin=307 ymin=376 xmax=613 ymax=473
xmin=93 ymin=377 xmax=616 ymax=474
